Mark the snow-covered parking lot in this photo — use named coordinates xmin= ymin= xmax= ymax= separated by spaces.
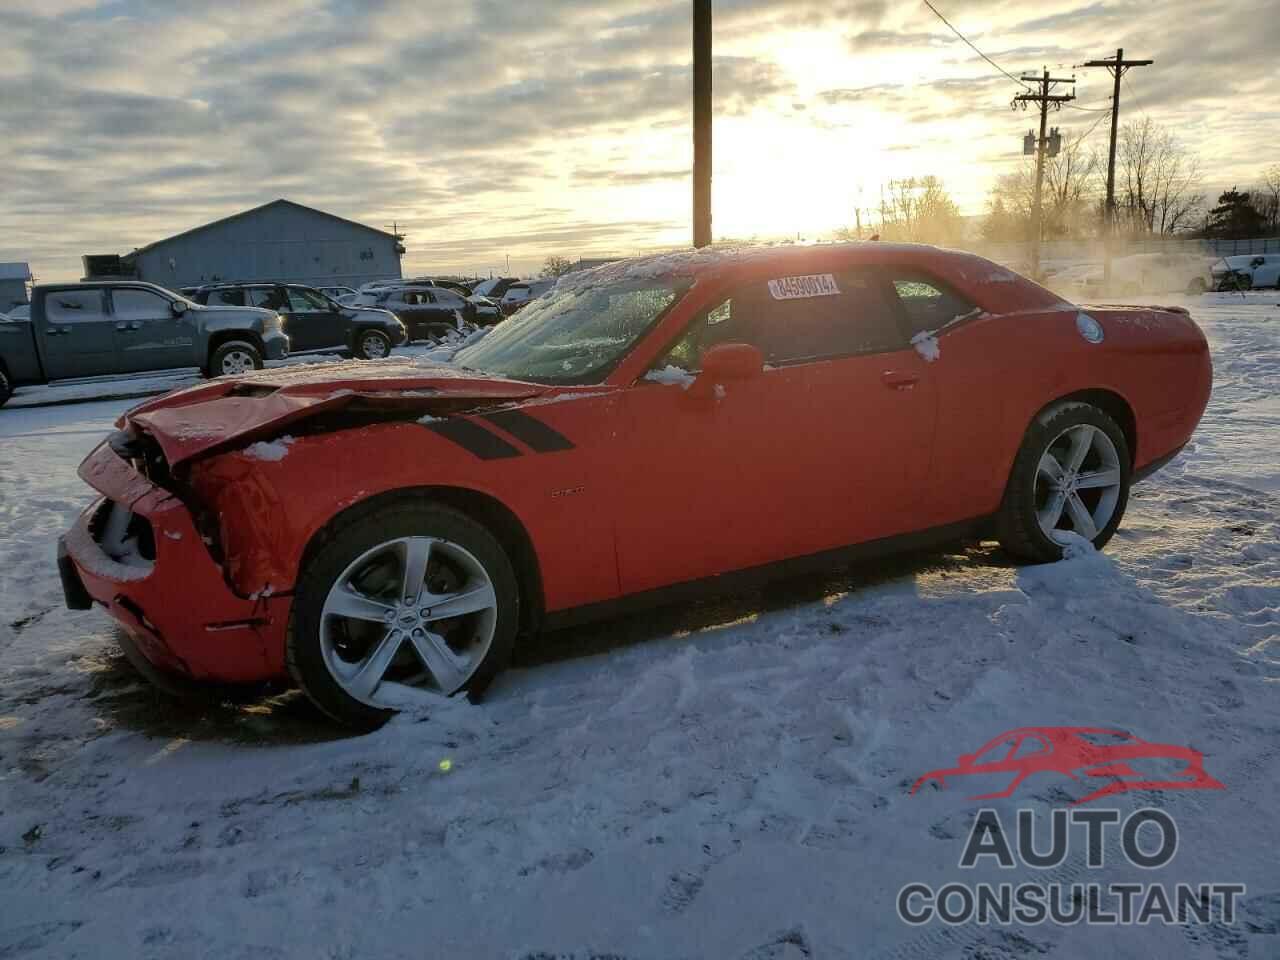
xmin=1 ymin=293 xmax=1278 ymax=958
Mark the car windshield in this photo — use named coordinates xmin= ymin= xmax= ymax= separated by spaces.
xmin=455 ymin=277 xmax=685 ymax=383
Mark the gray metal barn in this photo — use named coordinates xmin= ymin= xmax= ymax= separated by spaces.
xmin=100 ymin=199 xmax=404 ymax=291
xmin=0 ymin=262 xmax=32 ymax=312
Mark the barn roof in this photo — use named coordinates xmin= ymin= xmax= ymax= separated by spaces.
xmin=0 ymin=262 xmax=32 ymax=281
xmin=131 ymin=199 xmax=399 ymax=255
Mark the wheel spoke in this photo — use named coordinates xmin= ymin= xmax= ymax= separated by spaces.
xmin=1065 ymin=425 xmax=1095 ymax=472
xmin=407 ymin=630 xmax=468 ymax=692
xmin=400 ymin=538 xmax=433 ymax=604
xmin=1065 ymin=492 xmax=1098 ymax=540
xmin=325 ymin=587 xmax=396 ymax=624
xmin=1038 ymin=452 xmax=1065 ymax=483
xmin=1075 ymin=466 xmax=1121 ymax=490
xmin=1038 ymin=489 xmax=1068 ymax=531
xmin=347 ymin=630 xmax=404 ymax=699
xmin=424 ymin=583 xmax=497 ymax=621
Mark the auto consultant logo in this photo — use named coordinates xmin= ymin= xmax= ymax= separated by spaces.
xmin=909 ymin=726 xmax=1224 ymax=806
xmin=901 ymin=726 xmax=1238 ymax=928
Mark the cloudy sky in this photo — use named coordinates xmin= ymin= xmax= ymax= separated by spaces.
xmin=1 ymin=0 xmax=1273 ymax=282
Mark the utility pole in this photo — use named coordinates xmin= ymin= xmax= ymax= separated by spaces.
xmin=1014 ymin=69 xmax=1075 ymax=279
xmin=692 ymin=0 xmax=712 ymax=248
xmin=1083 ymin=49 xmax=1153 ymax=285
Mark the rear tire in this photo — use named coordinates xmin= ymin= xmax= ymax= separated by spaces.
xmin=996 ymin=401 xmax=1131 ymax=563
xmin=288 ymin=503 xmax=520 ymax=729
xmin=209 ymin=340 xmax=263 ymax=377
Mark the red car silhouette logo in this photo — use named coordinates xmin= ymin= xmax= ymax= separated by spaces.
xmin=910 ymin=727 xmax=1224 ymax=806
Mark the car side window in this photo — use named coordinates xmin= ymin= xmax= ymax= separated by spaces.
xmin=112 ymin=289 xmax=171 ymax=319
xmin=47 ymin=289 xmax=105 ymax=321
xmin=248 ymin=288 xmax=287 ymax=311
xmin=891 ymin=274 xmax=976 ymax=337
xmin=207 ymin=289 xmax=245 ymax=307
xmin=659 ymin=270 xmax=905 ymax=370
xmin=1011 ymin=736 xmax=1047 ymax=761
xmin=287 ymin=289 xmax=329 ymax=312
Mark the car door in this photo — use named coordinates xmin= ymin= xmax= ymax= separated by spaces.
xmin=886 ymin=270 xmax=1023 ymax=529
xmin=110 ymin=286 xmax=194 ymax=373
xmin=39 ymin=287 xmax=118 ymax=379
xmin=284 ymin=287 xmax=345 ymax=351
xmin=614 ymin=269 xmax=937 ymax=594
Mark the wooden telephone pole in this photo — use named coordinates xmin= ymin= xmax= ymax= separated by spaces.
xmin=692 ymin=0 xmax=712 ymax=248
xmin=1082 ymin=49 xmax=1153 ymax=284
xmin=1014 ymin=69 xmax=1075 ymax=279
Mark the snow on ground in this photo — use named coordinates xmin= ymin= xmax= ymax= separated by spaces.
xmin=0 ymin=294 xmax=1278 ymax=958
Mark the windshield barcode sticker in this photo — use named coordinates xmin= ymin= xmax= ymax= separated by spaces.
xmin=767 ymin=274 xmax=841 ymax=300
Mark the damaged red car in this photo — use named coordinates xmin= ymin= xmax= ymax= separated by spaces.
xmin=59 ymin=245 xmax=1212 ymax=727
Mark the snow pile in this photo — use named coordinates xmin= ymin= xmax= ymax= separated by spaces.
xmin=643 ymin=365 xmax=696 ymax=388
xmin=243 ymin=435 xmax=295 ymax=461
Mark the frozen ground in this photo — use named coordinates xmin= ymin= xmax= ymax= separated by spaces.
xmin=0 ymin=293 xmax=1277 ymax=958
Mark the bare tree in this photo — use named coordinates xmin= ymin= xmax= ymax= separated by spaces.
xmin=1256 ymin=163 xmax=1280 ymax=235
xmin=981 ymin=133 xmax=1100 ymax=241
xmin=1112 ymin=117 xmax=1204 ymax=236
xmin=874 ymin=176 xmax=964 ymax=246
xmin=540 ymin=255 xmax=574 ymax=278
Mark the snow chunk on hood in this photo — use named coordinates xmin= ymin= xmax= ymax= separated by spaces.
xmin=243 ymin=436 xmax=295 ymax=461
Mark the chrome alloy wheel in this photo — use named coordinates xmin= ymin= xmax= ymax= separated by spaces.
xmin=360 ymin=333 xmax=389 ymax=358
xmin=319 ymin=536 xmax=498 ymax=706
xmin=220 ymin=349 xmax=257 ymax=375
xmin=1035 ymin=423 xmax=1123 ymax=545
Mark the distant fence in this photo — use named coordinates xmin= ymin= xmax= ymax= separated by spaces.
xmin=972 ymin=236 xmax=1280 ymax=265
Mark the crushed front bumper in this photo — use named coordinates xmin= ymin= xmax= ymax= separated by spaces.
xmin=59 ymin=439 xmax=292 ymax=684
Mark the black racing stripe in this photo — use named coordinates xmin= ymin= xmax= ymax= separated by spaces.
xmin=481 ymin=409 xmax=576 ymax=453
xmin=423 ymin=419 xmax=521 ymax=460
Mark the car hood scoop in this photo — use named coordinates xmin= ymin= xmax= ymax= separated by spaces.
xmin=122 ymin=360 xmax=548 ymax=467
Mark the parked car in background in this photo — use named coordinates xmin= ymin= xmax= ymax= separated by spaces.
xmin=1211 ymin=254 xmax=1280 ymax=291
xmin=499 ymin=278 xmax=556 ymax=316
xmin=472 ymin=276 xmax=520 ymax=300
xmin=0 ymin=281 xmax=287 ymax=404
xmin=467 ymin=295 xmax=502 ymax=325
xmin=191 ymin=283 xmax=405 ymax=359
xmin=374 ymin=285 xmax=475 ymax=340
xmin=58 ymin=244 xmax=1212 ymax=726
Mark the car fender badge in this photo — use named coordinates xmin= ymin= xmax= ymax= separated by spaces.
xmin=1076 ymin=312 xmax=1104 ymax=344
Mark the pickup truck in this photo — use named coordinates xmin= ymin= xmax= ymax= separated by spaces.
xmin=0 ymin=281 xmax=289 ymax=407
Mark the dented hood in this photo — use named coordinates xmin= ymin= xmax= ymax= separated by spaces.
xmin=121 ymin=359 xmax=548 ymax=466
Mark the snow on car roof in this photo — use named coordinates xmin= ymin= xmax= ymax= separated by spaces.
xmin=552 ymin=241 xmax=981 ymax=296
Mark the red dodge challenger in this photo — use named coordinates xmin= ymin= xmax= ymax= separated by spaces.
xmin=58 ymin=245 xmax=1212 ymax=727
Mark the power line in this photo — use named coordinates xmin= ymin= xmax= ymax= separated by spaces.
xmin=1064 ymin=101 xmax=1111 ymax=113
xmin=920 ymin=0 xmax=1031 ymax=90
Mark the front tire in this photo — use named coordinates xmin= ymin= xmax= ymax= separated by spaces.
xmin=996 ymin=401 xmax=1131 ymax=562
xmin=209 ymin=340 xmax=263 ymax=377
xmin=288 ymin=503 xmax=520 ymax=729
xmin=356 ymin=329 xmax=392 ymax=360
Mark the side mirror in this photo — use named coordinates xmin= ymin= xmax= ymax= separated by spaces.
xmin=699 ymin=342 xmax=764 ymax=382
xmin=171 ymin=300 xmax=187 ymax=316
